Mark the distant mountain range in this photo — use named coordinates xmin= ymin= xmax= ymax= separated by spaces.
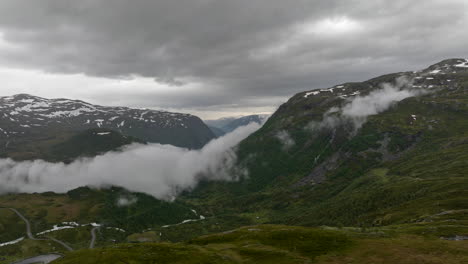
xmin=0 ymin=94 xmax=215 ymax=160
xmin=205 ymin=115 xmax=268 ymax=136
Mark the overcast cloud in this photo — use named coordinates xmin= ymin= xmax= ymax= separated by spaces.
xmin=0 ymin=0 xmax=466 ymax=118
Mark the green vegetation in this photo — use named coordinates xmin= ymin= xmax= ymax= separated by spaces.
xmin=47 ymin=128 xmax=145 ymax=163
xmin=0 ymin=128 xmax=143 ymax=162
xmin=0 ymin=239 xmax=63 ymax=264
xmin=0 ymin=209 xmax=25 ymax=242
xmin=54 ymin=225 xmax=353 ymax=264
xmin=0 ymin=187 xmax=198 ymax=261
xmin=53 ymin=225 xmax=468 ymax=264
xmin=179 ymin=67 xmax=468 ymax=232
xmin=0 ymin=187 xmax=197 ymax=234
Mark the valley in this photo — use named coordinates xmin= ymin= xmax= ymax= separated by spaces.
xmin=0 ymin=59 xmax=467 ymax=263
xmin=1 ymin=0 xmax=467 ymax=262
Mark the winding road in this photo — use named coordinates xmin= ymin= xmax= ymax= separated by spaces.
xmin=89 ymin=226 xmax=100 ymax=249
xmin=6 ymin=208 xmax=73 ymax=251
xmin=2 ymin=207 xmax=103 ymax=263
xmin=8 ymin=208 xmax=34 ymax=240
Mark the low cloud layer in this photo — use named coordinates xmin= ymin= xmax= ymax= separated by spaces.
xmin=0 ymin=123 xmax=260 ymax=199
xmin=308 ymin=77 xmax=425 ymax=132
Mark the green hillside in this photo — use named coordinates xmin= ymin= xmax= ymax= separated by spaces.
xmin=0 ymin=128 xmax=143 ymax=162
xmin=47 ymin=128 xmax=145 ymax=162
xmin=180 ymin=59 xmax=468 ymax=230
xmin=0 ymin=187 xmax=199 ymax=262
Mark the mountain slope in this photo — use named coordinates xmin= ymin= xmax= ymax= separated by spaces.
xmin=182 ymin=58 xmax=468 ymax=229
xmin=207 ymin=126 xmax=226 ymax=137
xmin=45 ymin=128 xmax=145 ymax=163
xmin=0 ymin=94 xmax=215 ymax=160
xmin=220 ymin=115 xmax=267 ymax=133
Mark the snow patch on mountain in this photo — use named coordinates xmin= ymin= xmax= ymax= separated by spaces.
xmin=0 ymin=94 xmax=195 ymax=130
xmin=0 ymin=94 xmax=214 ymax=149
xmin=455 ymin=59 xmax=468 ymax=68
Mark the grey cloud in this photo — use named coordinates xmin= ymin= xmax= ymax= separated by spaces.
xmin=0 ymin=0 xmax=466 ymax=113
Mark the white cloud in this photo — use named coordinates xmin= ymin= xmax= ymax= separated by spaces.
xmin=275 ymin=130 xmax=295 ymax=150
xmin=0 ymin=123 xmax=260 ymax=200
xmin=300 ymin=16 xmax=363 ymax=36
xmin=308 ymin=77 xmax=425 ymax=132
xmin=117 ymin=195 xmax=138 ymax=207
xmin=341 ymin=78 xmax=421 ymax=128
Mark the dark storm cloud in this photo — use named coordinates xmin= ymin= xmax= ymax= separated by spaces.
xmin=0 ymin=0 xmax=466 ymax=112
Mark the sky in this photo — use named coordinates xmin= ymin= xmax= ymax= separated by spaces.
xmin=0 ymin=0 xmax=466 ymax=119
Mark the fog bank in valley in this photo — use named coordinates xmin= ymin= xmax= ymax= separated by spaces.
xmin=0 ymin=123 xmax=260 ymax=200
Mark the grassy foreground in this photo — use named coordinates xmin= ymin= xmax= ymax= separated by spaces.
xmin=51 ymin=225 xmax=468 ymax=264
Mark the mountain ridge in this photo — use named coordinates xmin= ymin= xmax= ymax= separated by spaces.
xmin=0 ymin=94 xmax=215 ymax=160
xmin=180 ymin=57 xmax=468 ymax=228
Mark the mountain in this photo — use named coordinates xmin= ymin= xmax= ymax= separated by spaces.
xmin=204 ymin=117 xmax=237 ymax=129
xmin=46 ymin=128 xmax=145 ymax=163
xmin=0 ymin=94 xmax=215 ymax=160
xmin=205 ymin=115 xmax=267 ymax=134
xmin=207 ymin=125 xmax=226 ymax=137
xmin=182 ymin=58 xmax=468 ymax=228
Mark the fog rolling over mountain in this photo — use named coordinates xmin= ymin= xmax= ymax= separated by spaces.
xmin=0 ymin=94 xmax=215 ymax=160
xmin=191 ymin=58 xmax=468 ymax=227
